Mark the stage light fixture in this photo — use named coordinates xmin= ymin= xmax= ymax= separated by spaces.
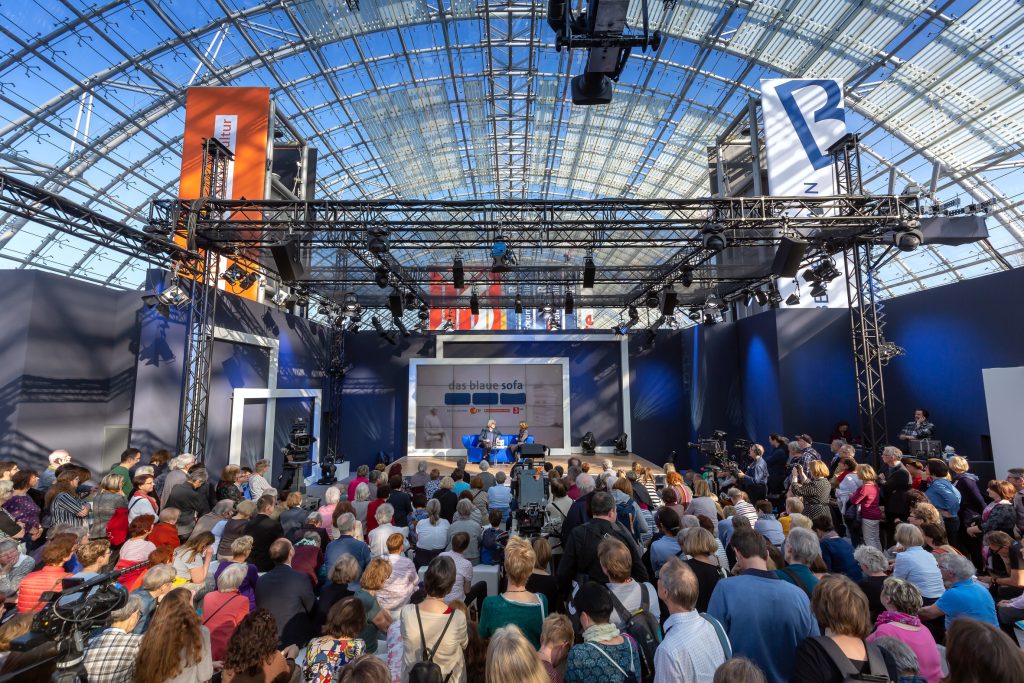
xmin=810 ymin=281 xmax=828 ymax=298
xmin=239 ymin=272 xmax=259 ymax=291
xmin=296 ymin=292 xmax=309 ymax=308
xmin=469 ymin=290 xmax=480 ymax=316
xmin=342 ymin=292 xmax=361 ymax=316
xmin=660 ymin=285 xmax=677 ymax=316
xmin=371 ymin=315 xmax=397 ymax=345
xmin=452 ymin=257 xmax=465 ymax=289
xmin=405 ymin=291 xmax=417 ymax=308
xmin=704 ymin=292 xmax=722 ymax=310
xmin=141 ymin=280 xmax=191 ymax=317
xmin=702 ymin=226 xmax=727 ymax=252
xmin=613 ymin=432 xmax=629 ymax=454
xmin=549 ymin=316 xmax=562 ymax=331
xmin=786 ymin=291 xmax=801 ymax=306
xmin=610 ymin=319 xmax=629 ymax=335
xmin=514 ymin=293 xmax=523 ymax=314
xmin=374 ymin=265 xmax=390 ymax=288
xmin=802 ymin=258 xmax=841 ymax=284
xmin=743 ymin=290 xmax=755 ymax=307
xmin=687 ymin=308 xmax=702 ymax=322
xmin=440 ymin=317 xmax=454 ymax=332
xmin=271 ymin=289 xmax=290 ymax=307
xmin=367 ymin=226 xmax=388 ymax=255
xmin=666 ymin=316 xmax=680 ymax=330
xmin=580 ymin=431 xmax=597 ymax=454
xmin=876 ymin=340 xmax=906 ymax=364
xmin=627 ymin=306 xmax=640 ymax=324
xmin=767 ymin=284 xmax=783 ymax=306
xmin=583 ymin=256 xmax=596 ymax=289
xmin=645 ymin=292 xmax=659 ymax=308
xmin=754 ymin=289 xmax=769 ymax=306
xmin=680 ymin=266 xmax=694 ymax=289
xmin=564 ymin=291 xmax=575 ymax=314
xmin=221 ymin=263 xmax=247 ymax=285
xmin=894 ymin=228 xmax=924 ymax=252
xmin=418 ymin=304 xmax=430 ymax=321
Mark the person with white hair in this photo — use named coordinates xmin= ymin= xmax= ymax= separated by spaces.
xmin=0 ymin=538 xmax=34 ymax=597
xmin=854 ymin=545 xmax=891 ymax=622
xmin=319 ymin=486 xmax=342 ymax=532
xmin=188 ymin=498 xmax=235 ymax=548
xmin=83 ymin=594 xmax=144 ymax=682
xmin=247 ymin=459 xmax=273 ymax=501
xmin=201 ymin=562 xmax=252 ymax=661
xmin=367 ymin=503 xmax=407 ymax=558
xmin=157 ymin=453 xmax=196 ymax=507
xmin=37 ymin=449 xmax=71 ymax=491
xmin=409 ymin=460 xmax=430 ymax=491
xmin=129 ymin=563 xmax=176 ymax=634
xmin=774 ymin=527 xmax=821 ymax=598
xmin=919 ymin=552 xmax=999 ymax=629
xmin=561 ymin=473 xmax=596 ymax=540
xmin=447 ymin=498 xmax=483 ymax=563
xmin=477 ymin=459 xmax=496 ymax=490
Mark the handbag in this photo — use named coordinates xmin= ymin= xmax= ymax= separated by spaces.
xmin=844 ymin=502 xmax=862 ymax=527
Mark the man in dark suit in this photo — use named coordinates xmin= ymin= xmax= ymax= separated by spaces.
xmin=560 ymin=473 xmax=596 ymax=542
xmin=557 ymin=491 xmax=648 ymax=592
xmin=255 ymin=538 xmax=316 ymax=647
xmin=244 ymin=494 xmax=284 ymax=572
xmin=164 ymin=468 xmax=211 ymax=540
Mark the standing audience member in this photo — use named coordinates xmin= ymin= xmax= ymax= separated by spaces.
xmin=558 ymin=492 xmax=648 ymax=591
xmin=83 ymin=594 xmax=144 ymax=683
xmin=278 ymin=491 xmax=308 ymax=537
xmin=866 ymin=577 xmax=942 ymax=683
xmin=648 ymin=507 xmax=681 ymax=575
xmin=88 ymin=474 xmax=127 ymax=540
xmin=164 ymin=469 xmax=211 ymax=540
xmin=441 ymin=531 xmax=486 ymax=608
xmin=387 ymin=475 xmax=413 ymax=527
xmin=707 ymin=532 xmax=818 ymax=683
xmin=653 ymin=557 xmax=728 ymax=683
xmin=38 ymin=449 xmax=71 ymax=491
xmin=925 ymin=459 xmax=962 ymax=543
xmin=134 ymin=587 xmax=213 ymax=683
xmin=881 ymin=447 xmax=912 ymax=543
xmin=812 ymin=515 xmax=863 ymax=580
xmin=712 ymin=657 xmax=767 ymax=683
xmin=215 ymin=465 xmax=244 ymax=504
xmin=255 ymin=538 xmax=316 ymax=647
xmin=527 ymin=537 xmax=560 ymax=613
xmin=4 ymin=470 xmax=42 ymax=541
xmin=849 ymin=464 xmax=884 ymax=551
xmin=564 ymin=582 xmax=640 ymax=683
xmin=789 ymin=460 xmax=832 ymax=523
xmin=399 ymin=555 xmax=469 ymax=682
xmin=680 ymin=527 xmax=727 ymax=613
xmin=480 ymin=536 xmax=548 ymax=647
xmin=158 ymin=455 xmax=194 ymax=507
xmin=538 ymin=614 xmax=574 ymax=683
xmin=599 ymin=536 xmax=660 ymax=628
xmin=486 ymin=624 xmax=550 ymax=683
xmin=201 ymin=563 xmax=251 ymax=661
xmin=128 ymin=474 xmax=159 ymax=523
xmin=304 ymin=597 xmax=367 ymax=683
xmin=220 ymin=609 xmax=299 ymax=683
xmin=45 ymin=470 xmax=90 ymax=529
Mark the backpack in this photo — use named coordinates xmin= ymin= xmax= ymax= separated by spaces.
xmin=606 ymin=584 xmax=661 ymax=683
xmin=616 ymin=499 xmax=641 ymax=541
xmin=408 ymin=604 xmax=455 ymax=683
xmin=480 ymin=527 xmax=506 ymax=566
xmin=813 ymin=636 xmax=891 ymax=682
xmin=106 ymin=506 xmax=130 ymax=546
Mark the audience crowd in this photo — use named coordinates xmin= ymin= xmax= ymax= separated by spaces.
xmin=0 ymin=440 xmax=1023 ymax=683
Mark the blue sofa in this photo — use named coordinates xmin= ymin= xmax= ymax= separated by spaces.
xmin=461 ymin=434 xmax=534 ymax=463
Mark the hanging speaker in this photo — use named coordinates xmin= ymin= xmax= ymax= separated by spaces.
xmin=918 ymin=215 xmax=988 ymax=246
xmin=270 ymin=239 xmax=305 ymax=283
xmin=771 ymin=236 xmax=808 ymax=278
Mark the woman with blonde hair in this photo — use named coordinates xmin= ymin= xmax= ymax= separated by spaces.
xmin=909 ymin=502 xmax=942 ymax=528
xmin=353 ymin=558 xmax=393 ymax=654
xmin=135 ymin=587 xmax=213 ymax=683
xmin=171 ymin=531 xmax=214 ymax=587
xmin=892 ymin=523 xmax=945 ymax=602
xmin=686 ymin=477 xmax=719 ymax=527
xmin=486 ymin=624 xmax=550 ymax=683
xmin=789 ymin=460 xmax=832 ymax=523
xmin=479 ymin=536 xmax=547 ymax=647
xmin=850 ymin=464 xmax=883 ymax=550
xmin=215 ymin=465 xmax=243 ymax=503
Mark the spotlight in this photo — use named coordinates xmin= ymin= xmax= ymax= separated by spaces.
xmin=627 ymin=306 xmax=640 ymax=324
xmin=394 ymin=317 xmax=410 ymax=337
xmin=645 ymin=292 xmax=659 ymax=309
xmin=894 ymin=228 xmax=924 ymax=252
xmin=754 ymin=289 xmax=769 ymax=306
xmin=342 ymin=292 xmax=361 ymax=316
xmin=704 ymin=293 xmax=722 ymax=311
xmin=802 ymin=258 xmax=841 ymax=284
xmin=583 ymin=256 xmax=596 ymax=289
xmin=786 ymin=291 xmax=801 ymax=306
xmin=452 ymin=257 xmax=465 ymax=289
xmin=564 ymin=291 xmax=574 ymax=314
xmin=687 ymin=308 xmax=702 ymax=322
xmin=271 ymin=289 xmax=290 ymax=306
xmin=702 ymin=226 xmax=727 ymax=252
xmin=418 ymin=304 xmax=430 ymax=321
xmin=767 ymin=284 xmax=783 ymax=305
xmin=666 ymin=316 xmax=680 ymax=329
xmin=295 ymin=292 xmax=309 ymax=308
xmin=239 ymin=272 xmax=259 ymax=291
xmin=367 ymin=226 xmax=388 ymax=255
xmin=680 ymin=266 xmax=694 ymax=289
xmin=580 ymin=431 xmax=597 ymax=454
xmin=610 ymin=320 xmax=629 ymax=335
xmin=469 ymin=290 xmax=480 ymax=316
xmin=374 ymin=265 xmax=390 ymax=288
xmin=404 ymin=291 xmax=417 ymax=308
xmin=613 ymin=432 xmax=629 ymax=455
xmin=221 ymin=263 xmax=247 ymax=285
xmin=549 ymin=316 xmax=562 ymax=331
xmin=440 ymin=317 xmax=454 ymax=332
xmin=141 ymin=281 xmax=191 ymax=316
xmin=810 ymin=281 xmax=828 ymax=298
xmin=876 ymin=340 xmax=906 ymax=364
xmin=514 ymin=293 xmax=523 ymax=314
xmin=541 ymin=302 xmax=554 ymax=315
xmin=371 ymin=315 xmax=396 ymax=345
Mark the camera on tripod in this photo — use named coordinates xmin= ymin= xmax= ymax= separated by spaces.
xmin=515 ymin=503 xmax=547 ymax=538
xmin=687 ymin=430 xmax=739 ymax=472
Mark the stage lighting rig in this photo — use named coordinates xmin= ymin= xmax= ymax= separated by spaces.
xmin=802 ymin=258 xmax=841 ymax=285
xmin=876 ymin=340 xmax=906 ymax=365
xmin=627 ymin=305 xmax=640 ymax=325
xmin=440 ymin=317 xmax=455 ymax=332
xmin=491 ymin=233 xmax=517 ymax=271
xmin=371 ymin=315 xmax=397 ymax=345
xmin=367 ymin=226 xmax=389 ymax=255
xmin=141 ymin=275 xmax=191 ymax=317
xmin=613 ymin=432 xmax=629 ymax=454
xmin=610 ymin=318 xmax=630 ymax=335
xmin=680 ymin=266 xmax=694 ymax=289
xmin=239 ymin=271 xmax=259 ymax=291
xmin=702 ymin=224 xmax=728 ymax=252
xmin=221 ymin=263 xmax=247 ymax=285
xmin=374 ymin=264 xmax=390 ymax=288
xmin=893 ymin=219 xmax=924 ymax=252
xmin=470 ymin=290 xmax=480 ymax=316
xmin=548 ymin=0 xmax=661 ymax=105
xmin=581 ymin=431 xmax=597 ymax=454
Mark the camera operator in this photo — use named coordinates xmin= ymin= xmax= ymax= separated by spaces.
xmin=734 ymin=443 xmax=769 ymax=503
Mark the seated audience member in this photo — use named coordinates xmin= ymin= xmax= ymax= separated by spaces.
xmin=399 ymin=555 xmax=469 ymax=682
xmin=774 ymin=527 xmax=821 ymax=599
xmin=480 ymin=536 xmax=548 ymax=647
xmin=488 ymin=471 xmax=513 ymax=519
xmin=679 ymin=527 xmax=727 ymax=613
xmin=527 ymin=537 xmax=561 ymax=613
xmin=377 ymin=533 xmax=418 ymax=616
xmin=317 ymin=553 xmax=360 ymax=629
xmin=305 ymin=597 xmax=367 ymax=683
xmin=854 ymin=545 xmax=891 ymax=623
xmin=812 ymin=515 xmax=863 ymax=580
xmin=148 ymin=508 xmax=182 ymax=550
xmin=433 ymin=476 xmax=459 ymax=522
xmin=82 ymin=594 xmax=144 ymax=683
xmin=353 ymin=558 xmax=393 ymax=653
xmin=727 ymin=488 xmax=757 ymax=527
xmin=213 ymin=535 xmax=258 ymax=610
xmin=562 ymin=474 xmax=597 ymax=540
xmin=277 ymin=491 xmax=307 ymax=537
xmin=694 ymin=515 xmax=730 ymax=572
xmin=440 ymin=531 xmax=486 ymax=609
xmin=202 ymin=563 xmax=251 ymax=661
xmin=707 ymin=532 xmax=818 ymax=683
xmin=654 ymin=557 xmax=728 ymax=683
xmin=221 ymin=609 xmax=298 ymax=683
xmin=325 ymin=512 xmax=371 ymax=573
xmin=712 ymin=657 xmax=767 ymax=683
xmin=364 ymin=485 xmax=390 ymax=536
xmin=337 ymin=654 xmax=391 ymax=683
xmin=779 ymin=496 xmax=803 ymax=536
xmin=244 ymin=494 xmax=285 ymax=573
xmin=130 ymin=563 xmax=176 ymax=634
xmin=216 ymin=500 xmax=256 ymax=561
xmin=649 ymin=507 xmax=682 ymax=575
xmin=919 ymin=552 xmax=998 ymax=629
xmin=686 ymin=478 xmax=719 ymax=529
xmin=564 ymin=582 xmax=641 ymax=683
xmin=981 ymin=529 xmax=1024 ymax=597
xmin=753 ymin=500 xmax=785 ymax=548
xmin=892 ymin=523 xmax=946 ymax=603
xmin=943 ymin=617 xmax=1024 ymax=683
xmin=414 ymin=498 xmax=450 ymax=567
xmin=16 ymin=533 xmax=75 ymax=613
xmin=869 ymin=636 xmax=927 ymax=683
xmin=0 ymin=612 xmax=59 ymax=681
xmin=558 ymin=491 xmax=648 ymax=592
xmin=291 ymin=532 xmax=324 ymax=586
xmin=486 ymin=624 xmax=550 ymax=683
xmin=866 ymin=577 xmax=942 ymax=683
xmin=164 ymin=468 xmax=211 ymax=539
xmin=448 ymin=498 xmax=483 ymax=563
xmin=255 ymin=538 xmax=316 ymax=647
xmin=599 ymin=536 xmax=660 ymax=629
xmin=538 ymin=614 xmax=574 ymax=683
xmin=171 ymin=531 xmax=214 ymax=587
xmin=134 ymin=588 xmax=213 ymax=683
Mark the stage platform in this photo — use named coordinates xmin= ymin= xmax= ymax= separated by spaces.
xmin=390 ymin=451 xmax=664 ymax=477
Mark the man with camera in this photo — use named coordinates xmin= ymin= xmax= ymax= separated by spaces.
xmin=735 ymin=443 xmax=769 ymax=503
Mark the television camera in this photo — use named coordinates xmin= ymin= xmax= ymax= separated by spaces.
xmin=515 ymin=503 xmax=547 ymax=538
xmin=547 ymin=0 xmax=661 ymax=104
xmin=6 ymin=560 xmax=148 ymax=683
xmin=280 ymin=417 xmax=316 ymax=493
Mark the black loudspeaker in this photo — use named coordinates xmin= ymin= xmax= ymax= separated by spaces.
xmin=519 ymin=444 xmax=546 ymax=457
xmin=270 ymin=239 xmax=305 ymax=282
xmin=771 ymin=236 xmax=809 ymax=278
xmin=660 ymin=288 xmax=678 ymax=316
xmin=918 ymin=215 xmax=988 ymax=246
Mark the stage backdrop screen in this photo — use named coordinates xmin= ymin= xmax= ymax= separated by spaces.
xmin=408 ymin=358 xmax=569 ymax=454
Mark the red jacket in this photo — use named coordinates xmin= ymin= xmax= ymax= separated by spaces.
xmin=148 ymin=523 xmax=181 ymax=549
xmin=365 ymin=498 xmax=386 ymax=534
xmin=202 ymin=590 xmax=250 ymax=661
xmin=17 ymin=566 xmax=70 ymax=613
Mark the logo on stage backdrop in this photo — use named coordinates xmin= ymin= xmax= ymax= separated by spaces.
xmin=761 ymin=79 xmax=846 ymax=198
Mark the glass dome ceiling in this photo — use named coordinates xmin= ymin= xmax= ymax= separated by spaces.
xmin=0 ymin=0 xmax=1021 ymax=309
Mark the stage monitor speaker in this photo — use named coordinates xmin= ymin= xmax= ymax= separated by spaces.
xmin=771 ymin=236 xmax=809 ymax=278
xmin=919 ymin=215 xmax=988 ymax=246
xmin=270 ymin=239 xmax=305 ymax=282
xmin=519 ymin=443 xmax=546 ymax=457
